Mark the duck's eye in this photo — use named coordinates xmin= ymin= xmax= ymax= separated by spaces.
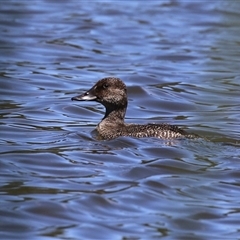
xmin=102 ymin=83 xmax=109 ymax=89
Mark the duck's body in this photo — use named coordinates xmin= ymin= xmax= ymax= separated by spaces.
xmin=71 ymin=77 xmax=197 ymax=140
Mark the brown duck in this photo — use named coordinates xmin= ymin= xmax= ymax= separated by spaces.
xmin=71 ymin=77 xmax=198 ymax=140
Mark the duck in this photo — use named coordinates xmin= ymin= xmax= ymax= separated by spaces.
xmin=71 ymin=77 xmax=198 ymax=140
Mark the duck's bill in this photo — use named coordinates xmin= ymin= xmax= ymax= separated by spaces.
xmin=71 ymin=91 xmax=97 ymax=101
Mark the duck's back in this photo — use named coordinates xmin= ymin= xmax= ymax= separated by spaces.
xmin=98 ymin=122 xmax=197 ymax=140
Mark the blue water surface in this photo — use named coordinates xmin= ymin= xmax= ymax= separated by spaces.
xmin=0 ymin=1 xmax=240 ymax=239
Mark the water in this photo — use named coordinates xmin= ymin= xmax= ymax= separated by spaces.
xmin=1 ymin=1 xmax=240 ymax=239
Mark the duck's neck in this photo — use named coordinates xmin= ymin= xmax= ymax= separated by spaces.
xmin=103 ymin=105 xmax=127 ymax=123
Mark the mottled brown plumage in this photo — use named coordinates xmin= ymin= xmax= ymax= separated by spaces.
xmin=71 ymin=77 xmax=198 ymax=140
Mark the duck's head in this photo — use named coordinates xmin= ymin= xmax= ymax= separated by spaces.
xmin=71 ymin=77 xmax=128 ymax=109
